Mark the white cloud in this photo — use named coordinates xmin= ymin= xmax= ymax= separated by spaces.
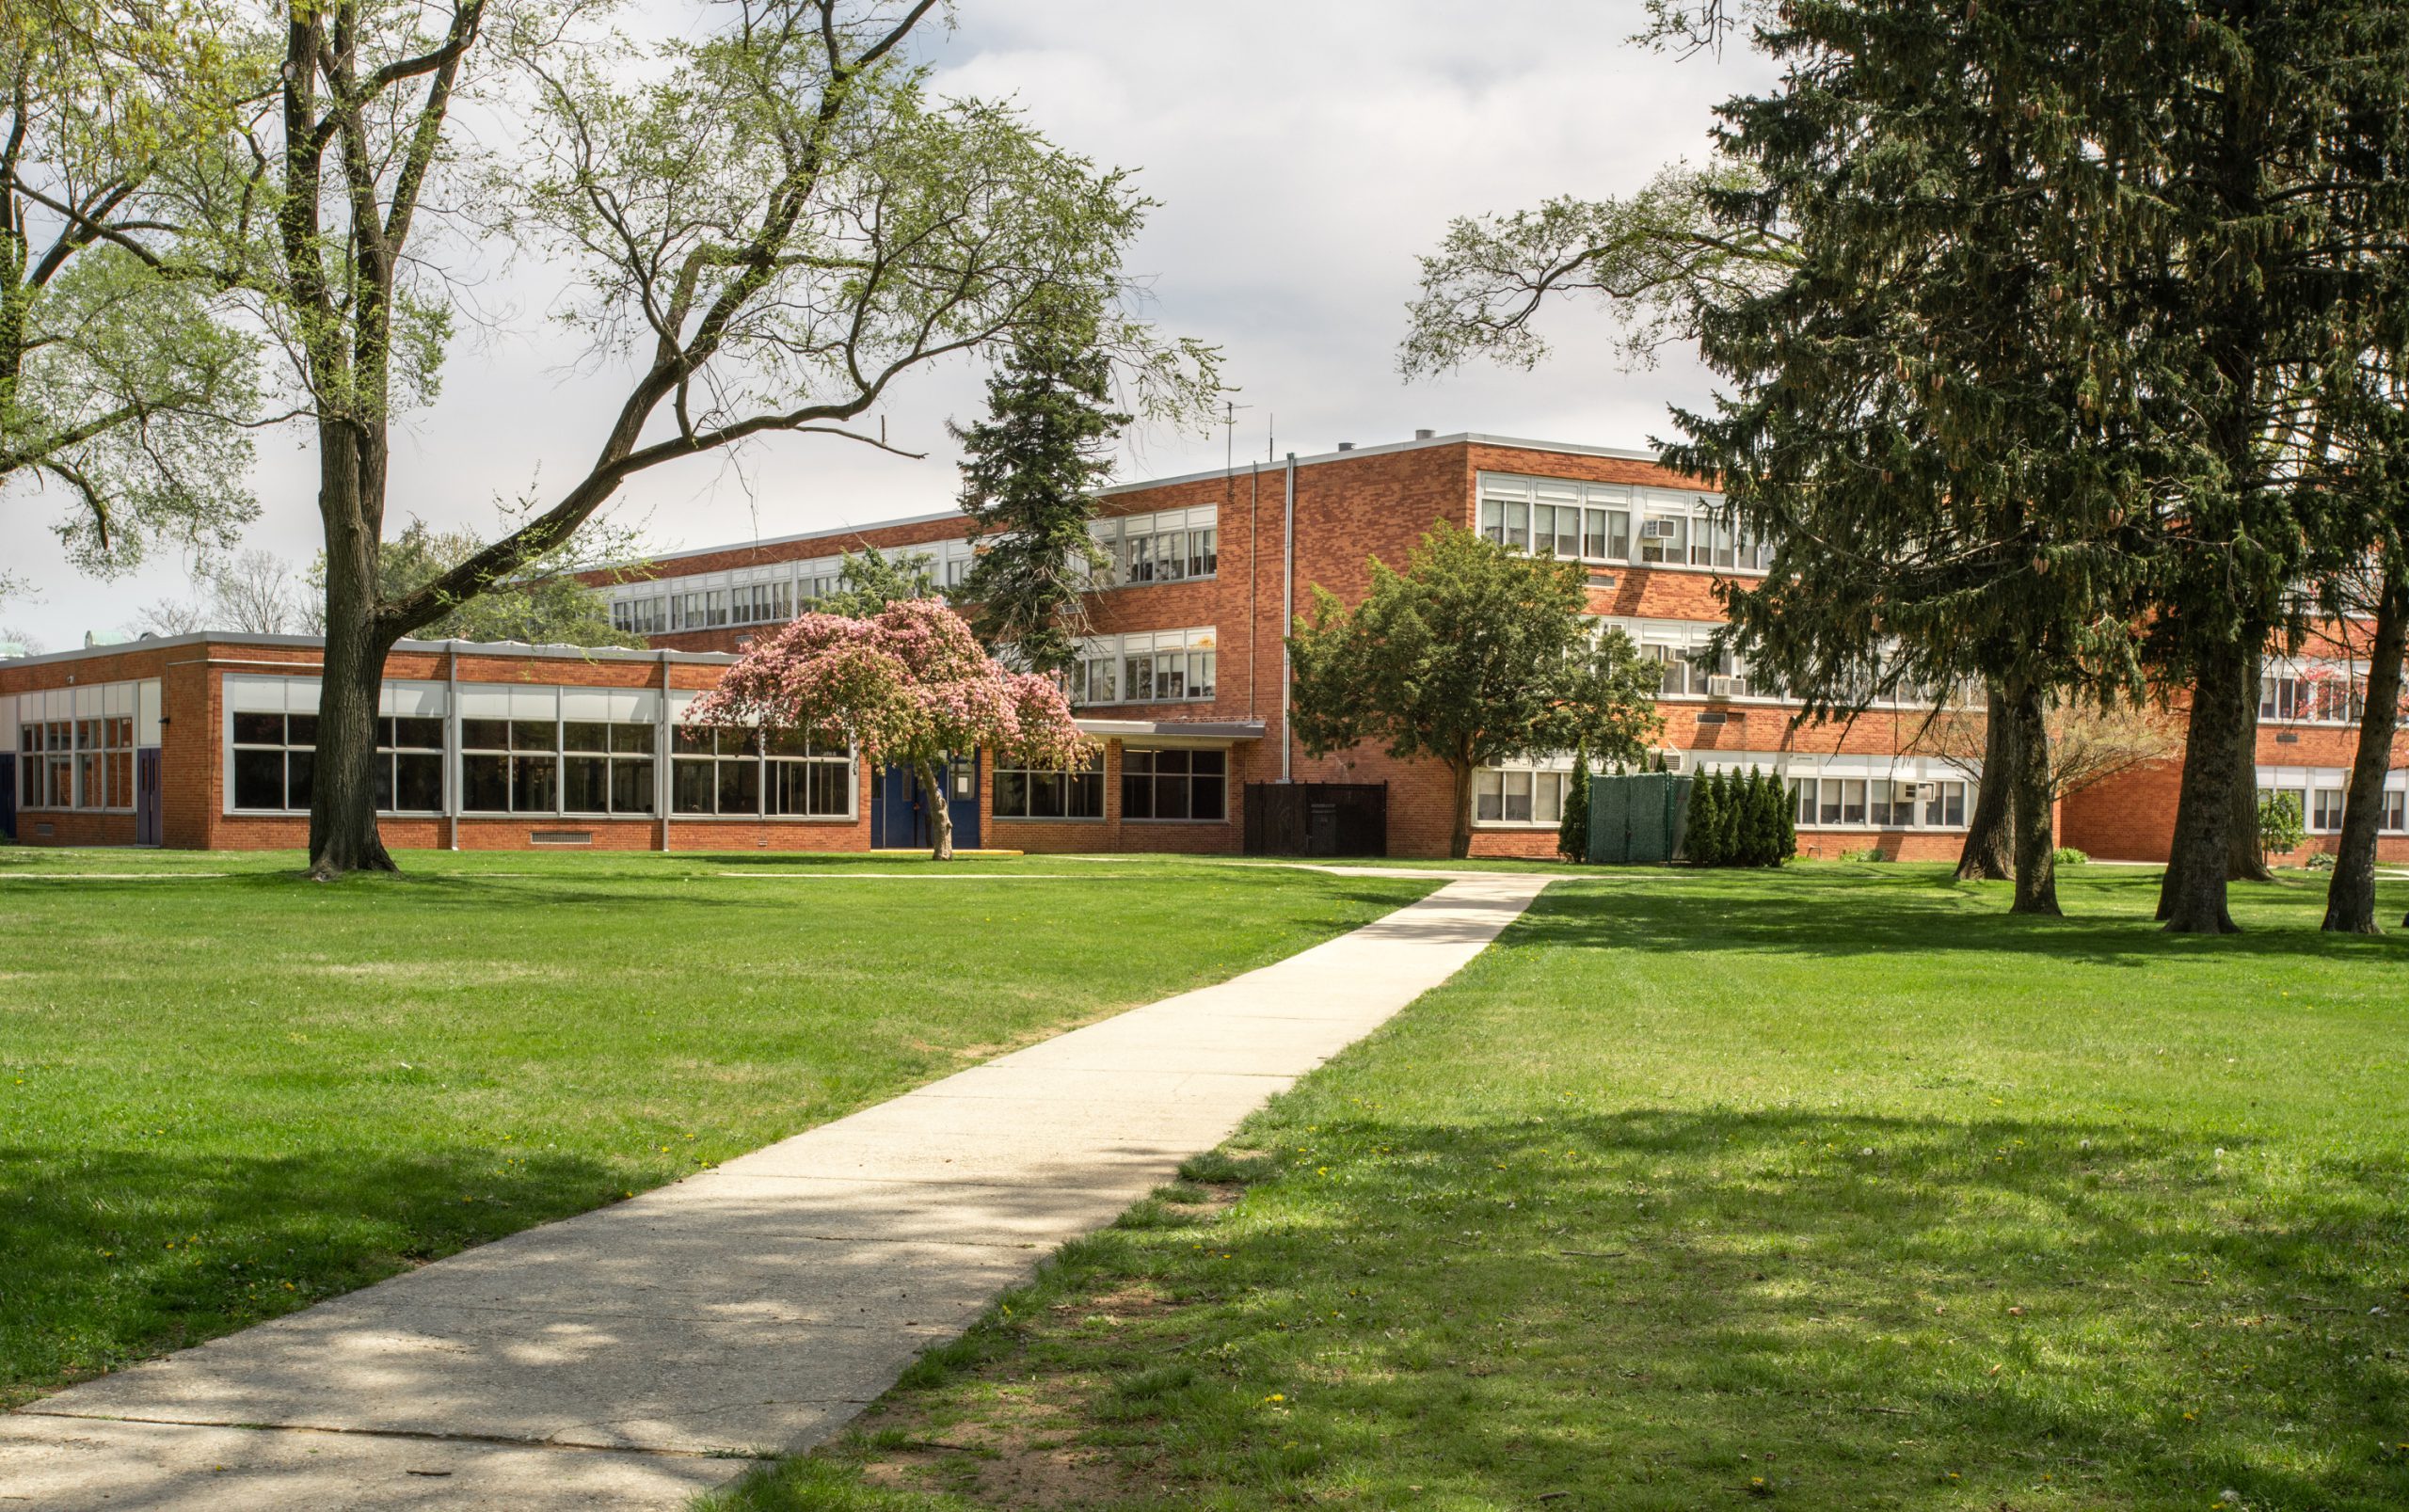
xmin=2 ymin=0 xmax=1772 ymax=646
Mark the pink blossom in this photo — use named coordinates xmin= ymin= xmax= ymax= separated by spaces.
xmin=686 ymin=598 xmax=1090 ymax=772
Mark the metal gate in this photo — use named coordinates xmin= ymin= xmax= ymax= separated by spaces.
xmin=1242 ymin=782 xmax=1387 ymax=857
xmin=1586 ymin=773 xmax=1693 ymax=864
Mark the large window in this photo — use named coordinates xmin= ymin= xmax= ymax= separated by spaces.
xmin=1480 ymin=475 xmax=1771 ymax=573
xmin=563 ymin=721 xmax=658 ymax=816
xmin=1098 ymin=506 xmax=1219 ymax=586
xmin=1475 ymin=765 xmax=1569 ymax=825
xmin=1787 ymin=775 xmax=1968 ymax=829
xmin=2311 ymin=787 xmax=2346 ymax=832
xmin=1075 ymin=628 xmax=1218 ymax=707
xmin=1122 ymin=747 xmax=1226 ymax=820
xmin=231 ymin=710 xmax=317 ymax=812
xmin=994 ymin=751 xmax=1105 ymax=820
xmin=670 ymin=725 xmax=851 ymax=817
xmin=461 ymin=718 xmax=561 ymax=813
xmin=375 ymin=717 xmax=446 ymax=813
xmin=14 ymin=682 xmax=151 ymax=812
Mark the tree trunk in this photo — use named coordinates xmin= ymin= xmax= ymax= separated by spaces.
xmin=2002 ymin=678 xmax=2059 ymax=915
xmin=307 ymin=426 xmax=399 ymax=880
xmin=2159 ymin=637 xmax=2252 ymax=933
xmin=917 ymin=756 xmax=955 ymax=862
xmin=1448 ymin=759 xmax=1474 ymax=860
xmin=2323 ymin=570 xmax=2405 ymax=933
xmin=1955 ymin=682 xmax=2017 ymax=882
xmin=2227 ymin=643 xmax=2273 ymax=881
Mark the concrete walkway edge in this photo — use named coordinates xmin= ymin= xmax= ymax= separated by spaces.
xmin=2 ymin=873 xmax=1552 ymax=1510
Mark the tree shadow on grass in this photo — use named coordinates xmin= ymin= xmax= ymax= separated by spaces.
xmin=785 ymin=1106 xmax=2409 ymax=1512
xmin=0 ymin=1141 xmax=625 ymax=1408
xmin=1530 ymin=866 xmax=2409 ymax=967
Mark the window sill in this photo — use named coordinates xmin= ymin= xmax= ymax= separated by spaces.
xmin=1097 ymin=575 xmax=1220 ymax=591
xmin=992 ymin=815 xmax=1107 ymax=824
xmin=1120 ymin=816 xmax=1232 ymax=825
xmin=1795 ymin=823 xmax=1966 ymax=834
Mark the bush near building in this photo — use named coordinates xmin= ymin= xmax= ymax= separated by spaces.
xmin=1685 ymin=766 xmax=1793 ymax=867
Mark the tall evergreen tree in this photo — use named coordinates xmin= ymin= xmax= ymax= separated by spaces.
xmin=1686 ymin=775 xmax=1725 ymax=866
xmin=952 ymin=311 xmax=1133 ymax=681
xmin=1558 ymin=745 xmax=1593 ymax=863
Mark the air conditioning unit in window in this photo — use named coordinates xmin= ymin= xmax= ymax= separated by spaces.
xmin=1704 ymin=675 xmax=1737 ymax=696
xmin=1896 ymin=781 xmax=1936 ymax=801
xmin=1657 ymin=750 xmax=1685 ymax=772
xmin=1638 ymin=518 xmax=1680 ymax=541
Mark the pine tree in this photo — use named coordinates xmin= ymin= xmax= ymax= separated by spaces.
xmin=1772 ymin=770 xmax=1797 ymax=866
xmin=1715 ymin=769 xmax=1742 ymax=865
xmin=1687 ymin=773 xmax=1724 ymax=866
xmin=1557 ymin=746 xmax=1592 ymax=863
xmin=1742 ymin=766 xmax=1772 ymax=867
xmin=951 ymin=311 xmax=1132 ymax=682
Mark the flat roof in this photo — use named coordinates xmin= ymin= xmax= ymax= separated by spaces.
xmin=610 ymin=432 xmax=1671 ymax=573
xmin=0 ymin=631 xmax=740 ymax=676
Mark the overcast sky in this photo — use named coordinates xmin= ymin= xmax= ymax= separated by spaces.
xmin=3 ymin=1 xmax=1776 ymax=649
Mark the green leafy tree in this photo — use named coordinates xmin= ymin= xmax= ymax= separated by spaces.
xmin=137 ymin=0 xmax=1219 ymax=879
xmin=1287 ymin=522 xmax=1661 ymax=859
xmin=1686 ymin=773 xmax=1725 ymax=866
xmin=1556 ymin=745 xmax=1591 ymax=863
xmin=1 ymin=0 xmax=263 ymax=582
xmin=952 ymin=310 xmax=1131 ymax=680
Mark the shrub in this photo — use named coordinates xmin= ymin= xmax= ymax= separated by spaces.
xmin=2257 ymin=790 xmax=2306 ymax=855
xmin=1840 ymin=846 xmax=1890 ymax=863
xmin=2305 ymin=851 xmax=2336 ymax=871
xmin=2053 ymin=846 xmax=2089 ymax=866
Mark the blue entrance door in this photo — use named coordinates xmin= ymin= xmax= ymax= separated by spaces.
xmin=869 ymin=755 xmax=981 ymax=850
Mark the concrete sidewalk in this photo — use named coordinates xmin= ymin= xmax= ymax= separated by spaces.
xmin=3 ymin=873 xmax=1551 ymax=1510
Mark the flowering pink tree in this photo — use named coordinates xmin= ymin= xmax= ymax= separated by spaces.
xmin=686 ymin=598 xmax=1087 ymax=860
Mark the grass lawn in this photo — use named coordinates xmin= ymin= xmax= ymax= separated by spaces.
xmin=0 ymin=848 xmax=1436 ymax=1408
xmin=716 ymin=863 xmax=2409 ymax=1512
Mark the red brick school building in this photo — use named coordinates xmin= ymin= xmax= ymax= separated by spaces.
xmin=6 ymin=433 xmax=2402 ymax=861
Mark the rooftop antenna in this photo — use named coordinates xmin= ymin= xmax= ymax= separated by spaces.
xmin=1220 ymin=397 xmax=1252 ymax=476
xmin=1267 ymin=411 xmax=1275 ymax=464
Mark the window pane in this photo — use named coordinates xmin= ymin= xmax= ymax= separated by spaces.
xmin=717 ymin=757 xmax=759 ymax=815
xmin=1068 ymin=768 xmax=1104 ymax=819
xmin=672 ymin=759 xmax=714 ymax=814
xmin=234 ymin=749 xmax=284 ymax=809
xmin=462 ymin=718 xmax=510 ymax=751
xmin=1819 ymin=779 xmax=1843 ymax=825
xmin=512 ymin=755 xmax=558 ymax=812
xmin=611 ymin=757 xmax=655 ymax=815
xmin=285 ymin=714 xmax=318 ymax=746
xmin=611 ymin=722 xmax=655 ymax=755
xmin=1944 ymin=784 xmax=1966 ymax=826
xmin=394 ymin=753 xmax=443 ymax=812
xmin=1120 ymin=768 xmax=1154 ymax=819
xmin=1536 ymin=772 xmax=1563 ymax=823
xmin=374 ymin=755 xmax=394 ymax=812
xmin=1476 ymin=770 xmax=1504 ymax=821
xmin=1583 ymin=509 xmax=1608 ymax=559
xmin=1505 ymin=501 xmax=1529 ymax=549
xmin=1504 ymin=771 xmax=1533 ymax=822
xmin=565 ymin=755 xmax=610 ymax=812
xmin=1192 ymin=771 xmax=1226 ymax=820
xmin=1154 ymin=774 xmax=1189 ymax=820
xmin=563 ymin=722 xmax=609 ymax=754
xmin=285 ymin=750 xmax=314 ymax=811
xmin=511 ymin=720 xmax=556 ymax=753
xmin=1479 ymin=499 xmax=1504 ymax=543
xmin=671 ymin=725 xmax=712 ymax=756
xmin=1190 ymin=749 xmax=1224 ymax=775
xmin=1842 ymin=779 xmax=1866 ymax=824
xmin=233 ymin=711 xmax=284 ymax=745
xmin=463 ymin=753 xmax=511 ymax=812
xmin=391 ymin=716 xmax=443 ymax=750
xmin=994 ymin=770 xmax=1029 ymax=818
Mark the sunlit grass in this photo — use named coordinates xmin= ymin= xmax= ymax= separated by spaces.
xmin=715 ymin=864 xmax=2409 ymax=1512
xmin=0 ymin=847 xmax=1434 ymax=1406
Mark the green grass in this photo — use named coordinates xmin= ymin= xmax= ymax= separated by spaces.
xmin=0 ymin=848 xmax=1436 ymax=1407
xmin=714 ymin=864 xmax=2409 ymax=1512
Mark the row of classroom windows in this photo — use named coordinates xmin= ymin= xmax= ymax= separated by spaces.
xmin=1473 ymin=769 xmax=1973 ymax=829
xmin=2264 ymin=784 xmax=2409 ymax=833
xmin=218 ymin=710 xmax=1229 ymax=824
xmin=226 ymin=712 xmax=852 ymax=819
